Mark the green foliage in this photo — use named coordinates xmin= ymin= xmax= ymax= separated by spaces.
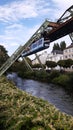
xmin=64 ymin=59 xmax=73 ymax=68
xmin=23 ymin=71 xmax=35 ymax=79
xmin=0 ymin=45 xmax=9 ymax=67
xmin=23 ymin=70 xmax=50 ymax=82
xmin=49 ymin=70 xmax=60 ymax=81
xmin=67 ymin=73 xmax=73 ymax=89
xmin=34 ymin=70 xmax=50 ymax=81
xmin=8 ymin=60 xmax=28 ymax=77
xmin=53 ymin=43 xmax=60 ymax=51
xmin=57 ymin=59 xmax=73 ymax=68
xmin=52 ymin=41 xmax=66 ymax=51
xmin=0 ymin=45 xmax=8 ymax=54
xmin=57 ymin=60 xmax=65 ymax=68
xmin=0 ymin=76 xmax=73 ymax=130
xmin=52 ymin=74 xmax=69 ymax=87
xmin=8 ymin=57 xmax=32 ymax=76
xmin=60 ymin=41 xmax=66 ymax=51
xmin=32 ymin=63 xmax=42 ymax=68
xmin=46 ymin=61 xmax=57 ymax=68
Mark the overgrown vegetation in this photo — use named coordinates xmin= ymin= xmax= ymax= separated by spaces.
xmin=0 ymin=45 xmax=9 ymax=67
xmin=52 ymin=72 xmax=73 ymax=92
xmin=17 ymin=69 xmax=73 ymax=91
xmin=0 ymin=76 xmax=73 ymax=130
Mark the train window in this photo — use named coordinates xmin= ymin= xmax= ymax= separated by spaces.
xmin=32 ymin=43 xmax=37 ymax=48
xmin=38 ymin=38 xmax=44 ymax=45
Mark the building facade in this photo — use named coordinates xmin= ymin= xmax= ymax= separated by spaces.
xmin=46 ymin=50 xmax=63 ymax=62
xmin=63 ymin=43 xmax=73 ymax=60
xmin=32 ymin=50 xmax=63 ymax=66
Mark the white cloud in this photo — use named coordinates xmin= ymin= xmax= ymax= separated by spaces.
xmin=0 ymin=0 xmax=51 ymax=23
xmin=52 ymin=0 xmax=73 ymax=9
xmin=0 ymin=22 xmax=41 ymax=55
xmin=52 ymin=0 xmax=73 ymax=20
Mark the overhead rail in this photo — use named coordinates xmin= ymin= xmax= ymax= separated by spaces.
xmin=57 ymin=5 xmax=73 ymax=42
xmin=57 ymin=5 xmax=73 ymax=23
xmin=69 ymin=32 xmax=73 ymax=42
xmin=22 ymin=6 xmax=73 ymax=56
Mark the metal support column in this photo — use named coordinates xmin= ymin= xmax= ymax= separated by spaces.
xmin=22 ymin=57 xmax=33 ymax=71
xmin=35 ymin=53 xmax=44 ymax=69
xmin=69 ymin=33 xmax=73 ymax=42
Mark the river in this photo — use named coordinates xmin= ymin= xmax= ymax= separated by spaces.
xmin=7 ymin=72 xmax=73 ymax=116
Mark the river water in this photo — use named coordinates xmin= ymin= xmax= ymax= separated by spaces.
xmin=7 ymin=73 xmax=73 ymax=116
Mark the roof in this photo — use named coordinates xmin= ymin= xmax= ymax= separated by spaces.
xmin=66 ymin=43 xmax=73 ymax=49
xmin=52 ymin=50 xmax=63 ymax=54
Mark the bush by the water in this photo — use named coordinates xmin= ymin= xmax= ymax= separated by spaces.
xmin=52 ymin=74 xmax=69 ymax=87
xmin=0 ymin=76 xmax=73 ymax=130
xmin=52 ymin=72 xmax=73 ymax=91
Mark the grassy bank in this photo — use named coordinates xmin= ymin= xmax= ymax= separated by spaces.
xmin=0 ymin=76 xmax=73 ymax=130
xmin=18 ymin=70 xmax=73 ymax=92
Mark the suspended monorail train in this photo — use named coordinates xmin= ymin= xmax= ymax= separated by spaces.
xmin=22 ymin=38 xmax=50 ymax=57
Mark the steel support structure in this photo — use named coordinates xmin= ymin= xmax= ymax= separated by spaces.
xmin=22 ymin=57 xmax=33 ymax=71
xmin=69 ymin=32 xmax=73 ymax=42
xmin=35 ymin=53 xmax=44 ymax=70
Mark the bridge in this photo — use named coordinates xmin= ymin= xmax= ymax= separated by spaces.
xmin=0 ymin=5 xmax=73 ymax=76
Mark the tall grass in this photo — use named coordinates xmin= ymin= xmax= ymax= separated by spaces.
xmin=0 ymin=76 xmax=73 ymax=130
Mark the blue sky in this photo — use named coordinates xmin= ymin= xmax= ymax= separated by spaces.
xmin=0 ymin=0 xmax=73 ymax=58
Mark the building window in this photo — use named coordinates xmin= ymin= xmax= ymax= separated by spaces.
xmin=65 ymin=50 xmax=67 ymax=53
xmin=65 ymin=56 xmax=67 ymax=59
xmin=69 ymin=55 xmax=71 ymax=58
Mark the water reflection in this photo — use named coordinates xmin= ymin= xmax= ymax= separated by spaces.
xmin=7 ymin=73 xmax=73 ymax=116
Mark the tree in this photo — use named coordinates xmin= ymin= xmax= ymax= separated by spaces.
xmin=32 ymin=63 xmax=42 ymax=69
xmin=46 ymin=61 xmax=57 ymax=69
xmin=60 ymin=41 xmax=66 ymax=51
xmin=52 ymin=43 xmax=60 ymax=51
xmin=57 ymin=59 xmax=73 ymax=69
xmin=0 ymin=45 xmax=9 ymax=67
xmin=52 ymin=41 xmax=66 ymax=52
xmin=57 ymin=60 xmax=65 ymax=68
xmin=64 ymin=59 xmax=73 ymax=68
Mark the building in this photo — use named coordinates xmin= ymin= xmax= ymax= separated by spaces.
xmin=63 ymin=43 xmax=73 ymax=60
xmin=46 ymin=50 xmax=63 ymax=70
xmin=46 ymin=50 xmax=63 ymax=62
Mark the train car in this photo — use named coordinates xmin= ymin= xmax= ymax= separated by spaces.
xmin=22 ymin=38 xmax=50 ymax=57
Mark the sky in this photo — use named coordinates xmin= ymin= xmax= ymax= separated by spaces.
xmin=0 ymin=0 xmax=73 ymax=59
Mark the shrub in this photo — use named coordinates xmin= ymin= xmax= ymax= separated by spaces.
xmin=52 ymin=74 xmax=69 ymax=87
xmin=49 ymin=70 xmax=60 ymax=81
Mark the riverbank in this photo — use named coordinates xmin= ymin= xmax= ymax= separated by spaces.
xmin=0 ymin=76 xmax=73 ymax=130
xmin=18 ymin=70 xmax=73 ymax=94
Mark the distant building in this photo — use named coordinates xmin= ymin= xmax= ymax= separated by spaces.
xmin=63 ymin=43 xmax=73 ymax=60
xmin=46 ymin=50 xmax=63 ymax=62
xmin=46 ymin=50 xmax=63 ymax=70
